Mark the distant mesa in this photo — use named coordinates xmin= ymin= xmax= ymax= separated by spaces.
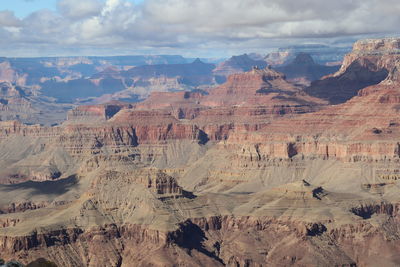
xmin=192 ymin=58 xmax=204 ymax=64
xmin=201 ymin=66 xmax=325 ymax=108
xmin=265 ymin=44 xmax=350 ymax=66
xmin=213 ymin=54 xmax=268 ymax=83
xmin=352 ymin=38 xmax=400 ymax=53
xmin=275 ymin=53 xmax=340 ymax=86
xmin=66 ymin=102 xmax=130 ymax=124
xmin=292 ymin=53 xmax=315 ymax=65
xmin=136 ymin=65 xmax=326 ymax=121
xmin=215 ymin=50 xmax=343 ymax=86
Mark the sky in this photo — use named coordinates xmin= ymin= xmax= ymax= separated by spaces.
xmin=0 ymin=0 xmax=399 ymax=57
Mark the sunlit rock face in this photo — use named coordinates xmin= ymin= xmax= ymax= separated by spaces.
xmin=1 ymin=38 xmax=400 ymax=267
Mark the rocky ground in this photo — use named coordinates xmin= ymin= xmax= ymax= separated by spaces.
xmin=0 ymin=38 xmax=400 ymax=266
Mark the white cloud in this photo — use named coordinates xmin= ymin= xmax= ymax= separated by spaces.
xmin=0 ymin=0 xmax=399 ymax=56
xmin=57 ymin=0 xmax=103 ymax=19
xmin=102 ymin=0 xmax=122 ymax=15
xmin=141 ymin=0 xmax=400 ymax=38
xmin=0 ymin=10 xmax=22 ymax=27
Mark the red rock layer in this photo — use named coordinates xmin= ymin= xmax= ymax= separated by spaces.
xmin=66 ymin=102 xmax=131 ymax=123
xmin=228 ymin=80 xmax=400 ymax=160
xmin=202 ymin=67 xmax=325 ymax=107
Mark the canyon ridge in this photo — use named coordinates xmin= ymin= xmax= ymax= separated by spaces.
xmin=0 ymin=38 xmax=400 ymax=267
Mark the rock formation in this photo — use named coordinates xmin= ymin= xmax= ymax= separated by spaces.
xmin=275 ymin=53 xmax=340 ymax=85
xmin=66 ymin=102 xmax=131 ymax=124
xmin=213 ymin=54 xmax=268 ymax=83
xmin=202 ymin=66 xmax=325 ymax=107
xmin=305 ymin=38 xmax=400 ymax=104
xmin=1 ymin=38 xmax=400 ymax=267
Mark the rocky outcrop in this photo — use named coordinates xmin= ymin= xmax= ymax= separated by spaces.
xmin=130 ymin=67 xmax=326 ymax=142
xmin=0 ymin=110 xmax=207 ymax=149
xmin=135 ymin=91 xmax=207 ymax=120
xmin=97 ymin=169 xmax=187 ymax=198
xmin=201 ymin=66 xmax=326 ymax=107
xmin=1 ymin=212 xmax=399 ymax=266
xmin=305 ymin=38 xmax=400 ymax=104
xmin=146 ymin=170 xmax=184 ymax=196
xmin=226 ymin=86 xmax=400 ymax=160
xmin=213 ymin=54 xmax=268 ymax=82
xmin=66 ymin=102 xmax=130 ymax=123
xmin=0 ymin=225 xmax=165 ymax=266
xmin=275 ymin=53 xmax=339 ymax=85
xmin=2 ymin=37 xmax=400 ymax=267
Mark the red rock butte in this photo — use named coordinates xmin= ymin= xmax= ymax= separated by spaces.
xmin=1 ymin=38 xmax=400 ymax=266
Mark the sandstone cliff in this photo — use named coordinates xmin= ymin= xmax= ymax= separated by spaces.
xmin=1 ymin=38 xmax=400 ymax=267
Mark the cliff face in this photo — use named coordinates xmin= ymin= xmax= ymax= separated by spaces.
xmin=2 ymin=215 xmax=399 ymax=267
xmin=66 ymin=103 xmax=130 ymax=123
xmin=201 ymin=67 xmax=326 ymax=107
xmin=2 ymin=38 xmax=400 ymax=266
xmin=305 ymin=38 xmax=400 ymax=104
xmin=131 ymin=67 xmax=326 ymax=141
xmin=227 ymin=80 xmax=400 ymax=161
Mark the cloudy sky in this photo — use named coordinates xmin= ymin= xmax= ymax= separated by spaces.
xmin=0 ymin=0 xmax=399 ymax=57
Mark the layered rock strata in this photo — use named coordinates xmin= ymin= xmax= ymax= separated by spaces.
xmin=305 ymin=38 xmax=400 ymax=104
xmin=1 ymin=38 xmax=400 ymax=266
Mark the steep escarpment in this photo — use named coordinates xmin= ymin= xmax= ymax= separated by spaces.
xmin=0 ymin=108 xmax=208 ymax=185
xmin=305 ymin=38 xmax=400 ymax=104
xmin=187 ymin=40 xmax=400 ymax=198
xmin=138 ymin=66 xmax=326 ymax=111
xmin=133 ymin=67 xmax=327 ymax=140
xmin=66 ymin=102 xmax=131 ymax=123
xmin=201 ymin=66 xmax=326 ymax=107
xmin=226 ymin=81 xmax=400 ymax=163
xmin=2 ymin=38 xmax=400 ymax=266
